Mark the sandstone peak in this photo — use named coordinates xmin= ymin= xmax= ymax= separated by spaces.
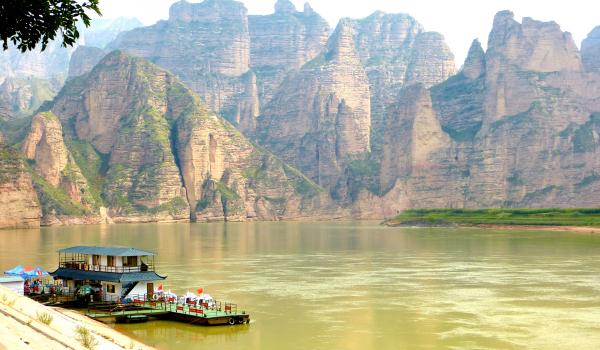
xmin=275 ymin=0 xmax=297 ymax=14
xmin=487 ymin=10 xmax=582 ymax=72
xmin=462 ymin=39 xmax=486 ymax=79
xmin=326 ymin=19 xmax=359 ymax=63
xmin=582 ymin=26 xmax=600 ymax=72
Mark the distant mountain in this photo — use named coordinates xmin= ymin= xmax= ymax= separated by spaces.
xmin=0 ymin=17 xmax=142 ymax=119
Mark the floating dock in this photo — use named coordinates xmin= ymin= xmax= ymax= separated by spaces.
xmin=86 ymin=297 xmax=250 ymax=326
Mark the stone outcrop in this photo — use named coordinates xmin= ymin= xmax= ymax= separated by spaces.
xmin=347 ymin=12 xmax=456 ymax=155
xmin=487 ymin=11 xmax=582 ymax=73
xmin=258 ymin=20 xmax=371 ymax=192
xmin=0 ymin=132 xmax=41 ymax=229
xmin=67 ymin=46 xmax=107 ymax=78
xmin=582 ymin=26 xmax=600 ymax=72
xmin=21 ymin=112 xmax=97 ymax=213
xmin=249 ymin=1 xmax=330 ymax=105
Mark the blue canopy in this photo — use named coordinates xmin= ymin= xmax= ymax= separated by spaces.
xmin=4 ymin=265 xmax=24 ymax=275
xmin=5 ymin=266 xmax=49 ymax=279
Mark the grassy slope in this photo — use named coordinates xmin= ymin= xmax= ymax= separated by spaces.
xmin=386 ymin=208 xmax=600 ymax=227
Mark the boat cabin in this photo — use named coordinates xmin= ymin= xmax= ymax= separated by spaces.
xmin=51 ymin=246 xmax=166 ymax=302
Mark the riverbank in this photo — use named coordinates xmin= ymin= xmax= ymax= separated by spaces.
xmin=0 ymin=285 xmax=153 ymax=350
xmin=384 ymin=208 xmax=600 ymax=232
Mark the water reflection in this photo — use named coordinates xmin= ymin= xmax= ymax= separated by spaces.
xmin=2 ymin=222 xmax=600 ymax=349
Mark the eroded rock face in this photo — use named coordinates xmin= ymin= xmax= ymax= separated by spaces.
xmin=42 ymin=51 xmax=337 ymax=222
xmin=376 ymin=11 xmax=600 ymax=211
xmin=347 ymin=12 xmax=456 ymax=154
xmin=259 ymin=20 xmax=371 ymax=191
xmin=67 ymin=46 xmax=107 ymax=78
xmin=487 ymin=11 xmax=582 ymax=73
xmin=20 ymin=112 xmax=95 ymax=210
xmin=249 ymin=1 xmax=330 ymax=105
xmin=0 ymin=136 xmax=41 ymax=229
xmin=582 ymin=26 xmax=600 ymax=73
xmin=110 ymin=0 xmax=257 ymax=133
xmin=51 ymin=51 xmax=190 ymax=220
xmin=22 ymin=113 xmax=70 ymax=187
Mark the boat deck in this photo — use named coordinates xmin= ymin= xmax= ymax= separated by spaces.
xmin=86 ymin=299 xmax=250 ymax=326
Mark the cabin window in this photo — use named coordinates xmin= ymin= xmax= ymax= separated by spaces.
xmin=107 ymin=256 xmax=115 ymax=267
xmin=106 ymin=284 xmax=116 ymax=293
xmin=122 ymin=256 xmax=137 ymax=267
xmin=92 ymin=255 xmax=100 ymax=265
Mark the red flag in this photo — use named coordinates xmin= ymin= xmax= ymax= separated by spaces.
xmin=157 ymin=284 xmax=163 ymax=291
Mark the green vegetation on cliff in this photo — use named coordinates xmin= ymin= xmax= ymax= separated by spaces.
xmin=0 ymin=145 xmax=23 ymax=184
xmin=28 ymin=167 xmax=87 ymax=216
xmin=386 ymin=208 xmax=600 ymax=227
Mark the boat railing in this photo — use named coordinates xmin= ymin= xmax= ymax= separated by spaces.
xmin=125 ymin=294 xmax=243 ymax=317
xmin=59 ymin=261 xmax=155 ymax=273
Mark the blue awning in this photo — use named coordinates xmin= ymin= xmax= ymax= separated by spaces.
xmin=51 ymin=268 xmax=166 ymax=283
xmin=58 ymin=246 xmax=155 ymax=257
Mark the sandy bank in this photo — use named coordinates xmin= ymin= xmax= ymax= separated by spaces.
xmin=0 ymin=285 xmax=153 ymax=350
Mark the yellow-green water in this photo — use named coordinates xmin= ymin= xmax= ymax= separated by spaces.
xmin=2 ymin=222 xmax=600 ymax=349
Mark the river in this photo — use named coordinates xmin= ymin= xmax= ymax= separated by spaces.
xmin=1 ymin=221 xmax=600 ymax=349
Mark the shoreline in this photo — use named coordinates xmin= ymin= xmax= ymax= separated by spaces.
xmin=384 ymin=221 xmax=600 ymax=233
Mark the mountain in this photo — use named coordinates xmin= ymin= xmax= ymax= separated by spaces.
xmin=377 ymin=11 xmax=600 ymax=213
xmin=14 ymin=51 xmax=336 ymax=225
xmin=582 ymin=26 xmax=600 ymax=72
xmin=249 ymin=0 xmax=330 ymax=107
xmin=0 ymin=17 xmax=143 ymax=119
xmin=110 ymin=0 xmax=331 ymax=135
xmin=4 ymin=4 xmax=600 ymax=228
xmin=258 ymin=11 xmax=456 ymax=206
xmin=0 ymin=76 xmax=62 ymax=120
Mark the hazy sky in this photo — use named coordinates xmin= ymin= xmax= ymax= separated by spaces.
xmin=96 ymin=0 xmax=600 ymax=65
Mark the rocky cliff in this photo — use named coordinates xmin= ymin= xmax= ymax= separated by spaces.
xmin=348 ymin=12 xmax=456 ymax=155
xmin=67 ymin=46 xmax=107 ymax=78
xmin=257 ymin=11 xmax=456 ymax=203
xmin=19 ymin=50 xmax=337 ymax=224
xmin=258 ymin=20 xmax=372 ymax=194
xmin=376 ymin=11 xmax=600 ymax=212
xmin=109 ymin=0 xmax=258 ymax=133
xmin=249 ymin=0 xmax=330 ymax=106
xmin=0 ymin=131 xmax=41 ymax=229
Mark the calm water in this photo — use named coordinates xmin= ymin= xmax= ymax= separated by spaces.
xmin=2 ymin=222 xmax=600 ymax=349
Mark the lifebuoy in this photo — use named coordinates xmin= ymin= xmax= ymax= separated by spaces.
xmin=152 ymin=294 xmax=159 ymax=301
xmin=237 ymin=318 xmax=245 ymax=324
xmin=228 ymin=318 xmax=235 ymax=325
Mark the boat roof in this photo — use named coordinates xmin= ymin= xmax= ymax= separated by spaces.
xmin=51 ymin=268 xmax=166 ymax=283
xmin=58 ymin=246 xmax=155 ymax=257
